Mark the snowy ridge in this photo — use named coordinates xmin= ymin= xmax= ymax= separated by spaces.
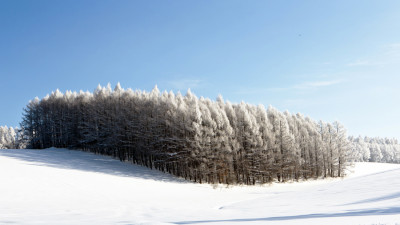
xmin=1 ymin=148 xmax=400 ymax=225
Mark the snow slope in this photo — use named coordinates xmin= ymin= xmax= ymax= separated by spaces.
xmin=1 ymin=148 xmax=399 ymax=225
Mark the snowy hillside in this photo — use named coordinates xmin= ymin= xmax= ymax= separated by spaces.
xmin=1 ymin=148 xmax=399 ymax=225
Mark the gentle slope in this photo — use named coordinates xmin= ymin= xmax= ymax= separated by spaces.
xmin=1 ymin=148 xmax=399 ymax=225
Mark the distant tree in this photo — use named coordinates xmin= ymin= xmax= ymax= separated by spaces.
xmin=0 ymin=126 xmax=20 ymax=149
xmin=348 ymin=136 xmax=400 ymax=164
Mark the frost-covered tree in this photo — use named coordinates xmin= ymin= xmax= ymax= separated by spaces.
xmin=0 ymin=126 xmax=21 ymax=149
xmin=20 ymin=83 xmax=354 ymax=184
xmin=348 ymin=136 xmax=400 ymax=163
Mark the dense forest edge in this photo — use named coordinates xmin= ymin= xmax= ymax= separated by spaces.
xmin=1 ymin=83 xmax=399 ymax=184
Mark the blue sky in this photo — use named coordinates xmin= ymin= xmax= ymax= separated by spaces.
xmin=1 ymin=0 xmax=400 ymax=139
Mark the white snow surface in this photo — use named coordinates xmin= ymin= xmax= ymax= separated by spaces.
xmin=1 ymin=148 xmax=400 ymax=225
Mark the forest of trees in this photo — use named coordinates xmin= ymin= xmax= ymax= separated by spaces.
xmin=17 ymin=83 xmax=352 ymax=184
xmin=350 ymin=136 xmax=400 ymax=163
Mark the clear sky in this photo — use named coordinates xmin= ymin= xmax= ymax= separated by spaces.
xmin=1 ymin=0 xmax=399 ymax=139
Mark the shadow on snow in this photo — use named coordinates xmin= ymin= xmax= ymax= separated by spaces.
xmin=172 ymin=207 xmax=400 ymax=224
xmin=0 ymin=148 xmax=188 ymax=184
xmin=343 ymin=191 xmax=400 ymax=206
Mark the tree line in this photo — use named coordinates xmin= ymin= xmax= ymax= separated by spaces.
xmin=17 ymin=83 xmax=352 ymax=184
xmin=350 ymin=136 xmax=400 ymax=163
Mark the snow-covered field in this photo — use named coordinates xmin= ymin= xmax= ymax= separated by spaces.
xmin=1 ymin=148 xmax=399 ymax=225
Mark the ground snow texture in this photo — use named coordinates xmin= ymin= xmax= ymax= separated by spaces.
xmin=1 ymin=148 xmax=400 ymax=225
